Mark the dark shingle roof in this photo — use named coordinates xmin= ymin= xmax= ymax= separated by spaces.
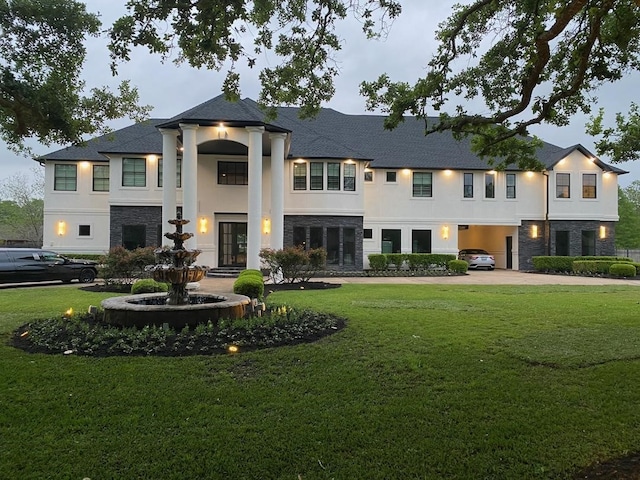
xmin=40 ymin=95 xmax=627 ymax=174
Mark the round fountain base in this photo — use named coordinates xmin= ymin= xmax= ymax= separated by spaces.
xmin=101 ymin=293 xmax=251 ymax=329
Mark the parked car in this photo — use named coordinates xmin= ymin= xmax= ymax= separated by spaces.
xmin=0 ymin=248 xmax=98 ymax=284
xmin=458 ymin=249 xmax=495 ymax=270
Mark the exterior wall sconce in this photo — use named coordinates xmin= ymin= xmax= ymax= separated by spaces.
xmin=402 ymin=168 xmax=411 ymax=176
xmin=80 ymin=161 xmax=90 ymax=169
xmin=263 ymin=218 xmax=271 ymax=235
xmin=600 ymin=226 xmax=606 ymax=239
xmin=526 ymin=171 xmax=534 ymax=178
xmin=444 ymin=169 xmax=452 ymax=176
xmin=147 ymin=154 xmax=157 ymax=163
xmin=217 ymin=123 xmax=227 ymax=139
xmin=531 ymin=225 xmax=538 ymax=238
xmin=199 ymin=217 xmax=207 ymax=234
xmin=442 ymin=225 xmax=449 ymax=240
xmin=57 ymin=221 xmax=66 ymax=236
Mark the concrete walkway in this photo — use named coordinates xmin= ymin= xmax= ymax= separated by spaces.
xmin=198 ymin=269 xmax=640 ymax=294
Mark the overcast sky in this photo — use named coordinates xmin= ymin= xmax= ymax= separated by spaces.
xmin=2 ymin=0 xmax=639 ymax=187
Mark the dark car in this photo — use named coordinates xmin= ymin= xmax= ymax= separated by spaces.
xmin=458 ymin=248 xmax=495 ymax=270
xmin=0 ymin=248 xmax=98 ymax=284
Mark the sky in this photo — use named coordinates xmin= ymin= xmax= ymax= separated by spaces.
xmin=2 ymin=0 xmax=639 ymax=187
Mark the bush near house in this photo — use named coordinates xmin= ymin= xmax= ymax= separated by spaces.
xmin=532 ymin=256 xmax=633 ymax=273
xmin=233 ymin=274 xmax=264 ymax=300
xmin=367 ymin=254 xmax=388 ymax=271
xmin=368 ymin=253 xmax=457 ymax=272
xmin=385 ymin=253 xmax=406 ymax=270
xmin=448 ymin=259 xmax=469 ymax=273
xmin=609 ymin=263 xmax=637 ymax=277
xmin=130 ymin=279 xmax=169 ymax=294
xmin=99 ymin=246 xmax=156 ymax=287
xmin=260 ymin=247 xmax=327 ymax=284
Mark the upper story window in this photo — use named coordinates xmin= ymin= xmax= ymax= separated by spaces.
xmin=386 ymin=171 xmax=397 ymax=182
xmin=556 ymin=173 xmax=570 ymax=198
xmin=344 ymin=163 xmax=356 ymax=191
xmin=506 ymin=173 xmax=516 ymax=199
xmin=485 ymin=173 xmax=495 ymax=199
xmin=122 ymin=157 xmax=146 ymax=187
xmin=218 ymin=161 xmax=247 ymax=185
xmin=293 ymin=163 xmax=307 ymax=190
xmin=92 ymin=165 xmax=109 ymax=192
xmin=158 ymin=158 xmax=183 ymax=188
xmin=54 ymin=164 xmax=77 ymax=191
xmin=582 ymin=173 xmax=596 ymax=199
xmin=413 ymin=172 xmax=433 ymax=197
xmin=364 ymin=170 xmax=373 ymax=182
xmin=310 ymin=162 xmax=324 ymax=190
xmin=463 ymin=173 xmax=473 ymax=198
xmin=327 ymin=163 xmax=340 ymax=190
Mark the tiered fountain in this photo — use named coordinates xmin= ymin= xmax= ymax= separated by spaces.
xmin=102 ymin=216 xmax=250 ymax=329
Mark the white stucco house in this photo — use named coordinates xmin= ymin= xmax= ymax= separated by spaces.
xmin=39 ymin=95 xmax=625 ymax=271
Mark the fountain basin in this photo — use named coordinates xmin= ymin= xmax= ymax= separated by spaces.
xmin=152 ymin=266 xmax=206 ymax=284
xmin=102 ymin=293 xmax=251 ymax=329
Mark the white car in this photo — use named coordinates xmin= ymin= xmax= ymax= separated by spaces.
xmin=458 ymin=249 xmax=495 ymax=270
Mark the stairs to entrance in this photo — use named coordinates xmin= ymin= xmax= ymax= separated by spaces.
xmin=206 ymin=267 xmax=244 ymax=278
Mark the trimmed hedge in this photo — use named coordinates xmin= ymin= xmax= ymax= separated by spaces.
xmin=368 ymin=254 xmax=388 ymax=271
xmin=233 ymin=275 xmax=264 ymax=300
xmin=532 ymin=256 xmax=633 ymax=273
xmin=609 ymin=263 xmax=637 ymax=278
xmin=448 ymin=259 xmax=469 ymax=274
xmin=572 ymin=260 xmax=620 ymax=275
xmin=386 ymin=254 xmax=405 ymax=270
xmin=368 ymin=253 xmax=457 ymax=271
xmin=131 ymin=279 xmax=169 ymax=294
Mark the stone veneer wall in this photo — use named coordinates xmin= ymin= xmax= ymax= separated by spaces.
xmin=518 ymin=219 xmax=616 ymax=270
xmin=110 ymin=206 xmax=162 ymax=248
xmin=284 ymin=215 xmax=364 ymax=271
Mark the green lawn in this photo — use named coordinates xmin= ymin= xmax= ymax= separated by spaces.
xmin=2 ymin=283 xmax=640 ymax=479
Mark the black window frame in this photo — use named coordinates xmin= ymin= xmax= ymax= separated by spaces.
xmin=556 ymin=173 xmax=570 ymax=198
xmin=582 ymin=173 xmax=597 ymax=199
xmin=293 ymin=163 xmax=307 ymax=190
xmin=343 ymin=163 xmax=356 ymax=191
xmin=386 ymin=171 xmax=397 ymax=183
xmin=463 ymin=172 xmax=473 ymax=198
xmin=158 ymin=158 xmax=183 ymax=188
xmin=327 ymin=162 xmax=340 ymax=190
xmin=122 ymin=158 xmax=146 ymax=187
xmin=78 ymin=224 xmax=91 ymax=237
xmin=218 ymin=161 xmax=248 ymax=185
xmin=485 ymin=173 xmax=495 ymax=199
xmin=92 ymin=164 xmax=109 ymax=192
xmin=506 ymin=173 xmax=516 ymax=199
xmin=412 ymin=172 xmax=433 ymax=197
xmin=54 ymin=164 xmax=77 ymax=191
xmin=310 ymin=162 xmax=324 ymax=190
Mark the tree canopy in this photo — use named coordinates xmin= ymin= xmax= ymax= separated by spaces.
xmin=0 ymin=0 xmax=150 ymax=152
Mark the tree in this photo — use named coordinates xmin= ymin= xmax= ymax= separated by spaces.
xmin=616 ymin=183 xmax=640 ymax=251
xmin=0 ymin=0 xmax=150 ymax=152
xmin=0 ymin=168 xmax=44 ymax=245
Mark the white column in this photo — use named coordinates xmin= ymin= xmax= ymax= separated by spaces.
xmin=180 ymin=123 xmax=199 ymax=247
xmin=160 ymin=128 xmax=179 ymax=237
xmin=269 ymin=133 xmax=287 ymax=250
xmin=246 ymin=126 xmax=265 ymax=269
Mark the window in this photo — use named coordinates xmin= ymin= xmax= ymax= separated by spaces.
xmin=122 ymin=225 xmax=146 ymax=250
xmin=54 ymin=164 xmax=77 ymax=191
xmin=363 ymin=228 xmax=373 ymax=239
xmin=343 ymin=228 xmax=355 ymax=265
xmin=343 ymin=163 xmax=356 ymax=191
xmin=582 ymin=174 xmax=596 ymax=199
xmin=158 ymin=158 xmax=183 ymax=187
xmin=582 ymin=230 xmax=596 ymax=255
xmin=364 ymin=170 xmax=373 ymax=182
xmin=218 ymin=161 xmax=248 ymax=185
xmin=463 ymin=173 xmax=473 ymax=198
xmin=413 ymin=172 xmax=433 ymax=197
xmin=78 ymin=225 xmax=91 ymax=236
xmin=506 ymin=173 xmax=516 ymax=199
xmin=556 ymin=173 xmax=570 ymax=198
xmin=556 ymin=230 xmax=570 ymax=256
xmin=381 ymin=229 xmax=401 ymax=253
xmin=327 ymin=227 xmax=340 ymax=265
xmin=293 ymin=163 xmax=307 ymax=190
xmin=412 ymin=230 xmax=432 ymax=253
xmin=386 ymin=171 xmax=397 ymax=182
xmin=310 ymin=227 xmax=323 ymax=249
xmin=310 ymin=162 xmax=324 ymax=190
xmin=327 ymin=163 xmax=340 ymax=190
xmin=485 ymin=173 xmax=495 ymax=198
xmin=293 ymin=227 xmax=306 ymax=247
xmin=122 ymin=158 xmax=146 ymax=187
xmin=92 ymin=165 xmax=109 ymax=192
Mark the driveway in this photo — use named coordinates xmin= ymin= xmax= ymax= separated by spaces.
xmin=198 ymin=269 xmax=640 ymax=294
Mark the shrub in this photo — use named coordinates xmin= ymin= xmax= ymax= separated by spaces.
xmin=233 ymin=275 xmax=264 ymax=299
xmin=260 ymin=247 xmax=326 ymax=284
xmin=368 ymin=254 xmax=388 ymax=271
xmin=239 ymin=269 xmax=264 ymax=279
xmin=532 ymin=256 xmax=576 ymax=272
xmin=385 ymin=253 xmax=406 ymax=270
xmin=572 ymin=260 xmax=619 ymax=275
xmin=609 ymin=263 xmax=637 ymax=278
xmin=448 ymin=259 xmax=468 ymax=273
xmin=99 ymin=246 xmax=156 ymax=287
xmin=131 ymin=279 xmax=169 ymax=294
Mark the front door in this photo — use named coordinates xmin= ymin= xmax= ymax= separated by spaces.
xmin=218 ymin=222 xmax=247 ymax=267
xmin=506 ymin=236 xmax=513 ymax=269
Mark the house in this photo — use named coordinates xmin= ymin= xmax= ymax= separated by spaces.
xmin=39 ymin=95 xmax=625 ymax=271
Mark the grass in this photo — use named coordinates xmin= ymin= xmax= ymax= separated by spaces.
xmin=2 ymin=283 xmax=640 ymax=478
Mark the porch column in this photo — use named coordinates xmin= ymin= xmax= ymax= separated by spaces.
xmin=269 ymin=133 xmax=287 ymax=250
xmin=180 ymin=123 xmax=199 ymax=246
xmin=246 ymin=126 xmax=265 ymax=269
xmin=159 ymin=128 xmax=179 ymax=235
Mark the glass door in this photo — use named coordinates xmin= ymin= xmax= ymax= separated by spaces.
xmin=218 ymin=222 xmax=247 ymax=267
